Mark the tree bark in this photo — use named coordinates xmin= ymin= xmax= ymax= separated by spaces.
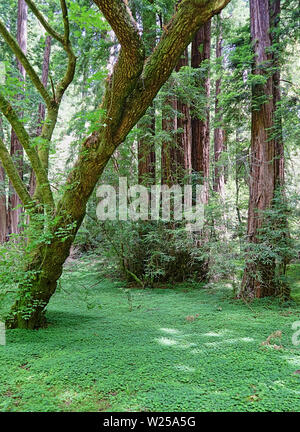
xmin=213 ymin=14 xmax=225 ymax=198
xmin=137 ymin=6 xmax=156 ymax=186
xmin=0 ymin=118 xmax=6 ymax=243
xmin=161 ymin=91 xmax=177 ymax=185
xmin=191 ymin=20 xmax=211 ymax=204
xmin=138 ymin=106 xmax=156 ymax=185
xmin=8 ymin=0 xmax=27 ymax=236
xmin=176 ymin=48 xmax=192 ymax=180
xmin=241 ymin=0 xmax=286 ymax=298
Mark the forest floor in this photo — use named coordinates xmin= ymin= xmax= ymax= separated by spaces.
xmin=1 ymin=258 xmax=300 ymax=412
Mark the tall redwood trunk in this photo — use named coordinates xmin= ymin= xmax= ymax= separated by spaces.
xmin=8 ymin=0 xmax=27 ymax=235
xmin=162 ymin=49 xmax=191 ymax=186
xmin=241 ymin=0 xmax=285 ymax=298
xmin=29 ymin=35 xmax=51 ymax=196
xmin=137 ymin=5 xmax=156 ymax=185
xmin=161 ymin=92 xmax=177 ymax=185
xmin=270 ymin=0 xmax=284 ymax=185
xmin=138 ymin=109 xmax=156 ymax=185
xmin=0 ymin=119 xmax=6 ymax=243
xmin=161 ymin=4 xmax=190 ymax=186
xmin=213 ymin=14 xmax=225 ymax=198
xmin=176 ymin=48 xmax=191 ymax=180
xmin=0 ymin=162 xmax=6 ymax=243
xmin=191 ymin=20 xmax=211 ymax=204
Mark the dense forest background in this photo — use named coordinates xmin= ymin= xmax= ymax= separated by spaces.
xmin=0 ymin=0 xmax=300 ymax=414
xmin=0 ymin=0 xmax=299 ymax=329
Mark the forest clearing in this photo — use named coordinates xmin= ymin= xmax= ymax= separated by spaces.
xmin=0 ymin=0 xmax=299 ymax=417
xmin=1 ymin=258 xmax=300 ymax=412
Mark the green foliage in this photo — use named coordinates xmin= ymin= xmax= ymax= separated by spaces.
xmin=239 ymin=190 xmax=299 ymax=298
xmin=0 ymin=260 xmax=300 ymax=411
xmin=94 ymin=220 xmax=210 ymax=286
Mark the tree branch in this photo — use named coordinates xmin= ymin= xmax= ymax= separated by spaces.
xmin=94 ymin=0 xmax=145 ymax=134
xmin=25 ymin=0 xmax=76 ymax=104
xmin=0 ymin=137 xmax=32 ymax=207
xmin=60 ymin=0 xmax=70 ymax=43
xmin=0 ymin=92 xmax=54 ymax=208
xmin=94 ymin=0 xmax=143 ymax=63
xmin=54 ymin=1 xmax=76 ymax=103
xmin=0 ymin=18 xmax=53 ymax=109
xmin=114 ymin=0 xmax=232 ymax=144
xmin=25 ymin=0 xmax=64 ymax=44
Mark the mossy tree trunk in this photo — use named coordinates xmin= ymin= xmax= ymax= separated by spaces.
xmin=0 ymin=0 xmax=231 ymax=329
xmin=191 ymin=20 xmax=211 ymax=205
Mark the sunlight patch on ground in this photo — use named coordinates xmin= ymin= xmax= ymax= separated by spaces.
xmin=273 ymin=380 xmax=300 ymax=395
xmin=160 ymin=328 xmax=182 ymax=335
xmin=156 ymin=337 xmax=178 ymax=346
xmin=175 ymin=341 xmax=197 ymax=349
xmin=174 ymin=364 xmax=196 ymax=373
xmin=202 ymin=329 xmax=231 ymax=337
xmin=58 ymin=390 xmax=80 ymax=402
xmin=284 ymin=355 xmax=300 ymax=367
xmin=155 ymin=335 xmax=197 ymax=349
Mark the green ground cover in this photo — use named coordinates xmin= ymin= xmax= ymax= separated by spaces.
xmin=0 ymin=260 xmax=300 ymax=412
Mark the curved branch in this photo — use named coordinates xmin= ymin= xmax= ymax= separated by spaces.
xmin=60 ymin=0 xmax=70 ymax=43
xmin=25 ymin=0 xmax=76 ymax=104
xmin=94 ymin=0 xmax=143 ymax=63
xmin=55 ymin=1 xmax=76 ymax=103
xmin=0 ymin=18 xmax=53 ymax=109
xmin=0 ymin=92 xmax=54 ymax=208
xmin=25 ymin=0 xmax=64 ymax=43
xmin=94 ymin=0 xmax=145 ymax=133
xmin=114 ymin=0 xmax=231 ymax=144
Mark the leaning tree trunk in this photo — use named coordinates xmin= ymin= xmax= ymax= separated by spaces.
xmin=191 ymin=20 xmax=211 ymax=204
xmin=3 ymin=0 xmax=231 ymax=329
xmin=240 ymin=0 xmax=286 ymax=298
xmin=8 ymin=0 xmax=27 ymax=236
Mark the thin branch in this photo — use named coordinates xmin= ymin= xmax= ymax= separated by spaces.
xmin=0 ymin=18 xmax=53 ymax=109
xmin=55 ymin=0 xmax=76 ymax=103
xmin=49 ymin=75 xmax=56 ymax=103
xmin=60 ymin=0 xmax=70 ymax=43
xmin=0 ymin=137 xmax=32 ymax=207
xmin=25 ymin=0 xmax=76 ymax=104
xmin=25 ymin=0 xmax=64 ymax=43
